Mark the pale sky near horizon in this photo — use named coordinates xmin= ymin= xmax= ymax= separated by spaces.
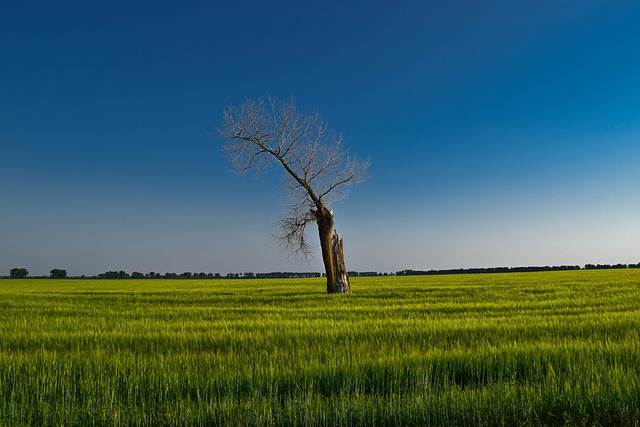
xmin=2 ymin=0 xmax=640 ymax=276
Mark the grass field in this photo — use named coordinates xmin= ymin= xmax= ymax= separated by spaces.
xmin=1 ymin=270 xmax=640 ymax=426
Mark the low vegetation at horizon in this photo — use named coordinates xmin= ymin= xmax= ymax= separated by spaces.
xmin=1 ymin=271 xmax=639 ymax=425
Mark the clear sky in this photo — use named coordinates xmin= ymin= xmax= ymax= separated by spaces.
xmin=2 ymin=0 xmax=640 ymax=276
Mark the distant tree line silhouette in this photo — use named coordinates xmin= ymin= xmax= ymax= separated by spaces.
xmin=5 ymin=263 xmax=640 ymax=279
xmin=396 ymin=263 xmax=640 ymax=276
xmin=9 ymin=268 xmax=29 ymax=279
xmin=583 ymin=263 xmax=634 ymax=270
xmin=94 ymin=271 xmax=323 ymax=279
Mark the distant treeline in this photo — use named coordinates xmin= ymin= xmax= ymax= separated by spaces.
xmin=397 ymin=263 xmax=640 ymax=276
xmin=5 ymin=268 xmax=325 ymax=280
xmin=5 ymin=263 xmax=640 ymax=279
xmin=97 ymin=271 xmax=324 ymax=279
xmin=94 ymin=271 xmax=389 ymax=279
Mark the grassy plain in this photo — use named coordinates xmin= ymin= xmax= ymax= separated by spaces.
xmin=1 ymin=270 xmax=640 ymax=426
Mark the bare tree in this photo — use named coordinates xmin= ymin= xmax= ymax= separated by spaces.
xmin=218 ymin=96 xmax=369 ymax=293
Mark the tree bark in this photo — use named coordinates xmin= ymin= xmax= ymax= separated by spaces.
xmin=331 ymin=231 xmax=351 ymax=293
xmin=315 ymin=207 xmax=335 ymax=293
xmin=315 ymin=207 xmax=351 ymax=294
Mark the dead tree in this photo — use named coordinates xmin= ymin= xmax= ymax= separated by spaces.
xmin=218 ymin=97 xmax=369 ymax=293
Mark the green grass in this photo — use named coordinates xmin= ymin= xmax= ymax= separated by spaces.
xmin=1 ymin=270 xmax=640 ymax=426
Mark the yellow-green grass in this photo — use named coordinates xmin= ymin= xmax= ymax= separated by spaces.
xmin=1 ymin=270 xmax=639 ymax=426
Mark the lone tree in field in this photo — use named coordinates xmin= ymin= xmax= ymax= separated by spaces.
xmin=219 ymin=97 xmax=369 ymax=293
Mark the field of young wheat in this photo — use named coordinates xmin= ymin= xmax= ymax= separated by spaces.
xmin=1 ymin=270 xmax=639 ymax=426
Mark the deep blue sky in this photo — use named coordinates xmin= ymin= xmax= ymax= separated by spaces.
xmin=2 ymin=0 xmax=640 ymax=276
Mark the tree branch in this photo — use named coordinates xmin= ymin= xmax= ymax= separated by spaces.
xmin=218 ymin=96 xmax=369 ymax=258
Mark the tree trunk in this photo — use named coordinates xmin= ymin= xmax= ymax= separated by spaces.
xmin=331 ymin=231 xmax=351 ymax=293
xmin=315 ymin=207 xmax=351 ymax=294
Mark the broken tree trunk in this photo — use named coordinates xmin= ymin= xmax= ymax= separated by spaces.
xmin=315 ymin=207 xmax=351 ymax=294
xmin=315 ymin=207 xmax=336 ymax=293
xmin=331 ymin=231 xmax=351 ymax=294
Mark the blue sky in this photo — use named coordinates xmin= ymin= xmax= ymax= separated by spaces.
xmin=2 ymin=0 xmax=640 ymax=276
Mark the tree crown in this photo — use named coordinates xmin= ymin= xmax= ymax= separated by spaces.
xmin=219 ymin=96 xmax=369 ymax=257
